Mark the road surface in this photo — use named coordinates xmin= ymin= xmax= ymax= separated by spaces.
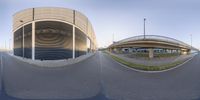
xmin=0 ymin=52 xmax=104 ymax=100
xmin=0 ymin=51 xmax=200 ymax=100
xmin=99 ymin=52 xmax=200 ymax=100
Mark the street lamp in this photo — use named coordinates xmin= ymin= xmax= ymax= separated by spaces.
xmin=144 ymin=18 xmax=146 ymax=39
xmin=190 ymin=34 xmax=193 ymax=54
xmin=19 ymin=20 xmax=24 ymax=58
xmin=9 ymin=38 xmax=11 ymax=53
xmin=190 ymin=34 xmax=192 ymax=48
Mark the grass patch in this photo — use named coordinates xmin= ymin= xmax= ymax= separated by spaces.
xmin=105 ymin=52 xmax=185 ymax=71
xmin=133 ymin=52 xmax=179 ymax=58
xmin=134 ymin=53 xmax=149 ymax=57
xmin=154 ymin=53 xmax=179 ymax=58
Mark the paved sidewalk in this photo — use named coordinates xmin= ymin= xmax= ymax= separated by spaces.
xmin=7 ymin=53 xmax=95 ymax=67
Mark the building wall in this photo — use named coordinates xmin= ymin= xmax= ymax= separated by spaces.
xmin=13 ymin=7 xmax=97 ymax=60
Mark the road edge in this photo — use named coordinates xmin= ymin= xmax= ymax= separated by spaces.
xmin=6 ymin=52 xmax=96 ymax=68
xmin=106 ymin=52 xmax=198 ymax=73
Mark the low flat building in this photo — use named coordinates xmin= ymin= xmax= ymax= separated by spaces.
xmin=108 ymin=35 xmax=198 ymax=58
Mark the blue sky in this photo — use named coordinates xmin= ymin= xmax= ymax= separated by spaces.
xmin=0 ymin=0 xmax=200 ymax=49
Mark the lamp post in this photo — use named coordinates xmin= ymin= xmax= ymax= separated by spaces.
xmin=20 ymin=20 xmax=24 ymax=58
xmin=190 ymin=34 xmax=193 ymax=54
xmin=144 ymin=18 xmax=146 ymax=39
xmin=190 ymin=34 xmax=192 ymax=48
xmin=9 ymin=38 xmax=11 ymax=53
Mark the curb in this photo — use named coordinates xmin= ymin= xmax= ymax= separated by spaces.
xmin=106 ymin=53 xmax=197 ymax=73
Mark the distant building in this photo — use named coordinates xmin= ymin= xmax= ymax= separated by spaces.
xmin=13 ymin=7 xmax=97 ymax=60
xmin=108 ymin=35 xmax=198 ymax=58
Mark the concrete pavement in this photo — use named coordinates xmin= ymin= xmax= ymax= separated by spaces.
xmin=1 ymin=52 xmax=104 ymax=100
xmin=11 ymin=53 xmax=95 ymax=67
xmin=0 ymin=51 xmax=200 ymax=100
xmin=100 ymin=51 xmax=200 ymax=100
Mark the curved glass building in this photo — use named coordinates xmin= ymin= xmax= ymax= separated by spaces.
xmin=13 ymin=7 xmax=97 ymax=60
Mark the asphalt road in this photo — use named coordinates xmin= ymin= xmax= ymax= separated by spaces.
xmin=0 ymin=51 xmax=200 ymax=100
xmin=0 ymin=52 xmax=104 ymax=100
xmin=99 ymin=52 xmax=200 ymax=100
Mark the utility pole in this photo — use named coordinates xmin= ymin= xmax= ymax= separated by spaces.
xmin=190 ymin=34 xmax=193 ymax=54
xmin=144 ymin=18 xmax=146 ymax=39
xmin=190 ymin=34 xmax=192 ymax=48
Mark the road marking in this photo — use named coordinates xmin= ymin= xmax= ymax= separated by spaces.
xmin=106 ymin=53 xmax=198 ymax=73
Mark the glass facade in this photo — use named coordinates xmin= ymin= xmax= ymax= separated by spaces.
xmin=14 ymin=28 xmax=23 ymax=57
xmin=75 ymin=28 xmax=87 ymax=57
xmin=35 ymin=21 xmax=73 ymax=60
xmin=14 ymin=21 xmax=94 ymax=60
xmin=24 ymin=23 xmax=32 ymax=58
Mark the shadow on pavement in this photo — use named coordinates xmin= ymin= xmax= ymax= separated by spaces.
xmin=0 ymin=89 xmax=110 ymax=100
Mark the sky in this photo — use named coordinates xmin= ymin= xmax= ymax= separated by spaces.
xmin=0 ymin=0 xmax=200 ymax=49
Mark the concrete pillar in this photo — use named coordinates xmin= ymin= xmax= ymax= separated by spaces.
xmin=149 ymin=48 xmax=154 ymax=58
xmin=188 ymin=49 xmax=191 ymax=54
xmin=116 ymin=48 xmax=119 ymax=53
xmin=129 ymin=48 xmax=132 ymax=53
xmin=32 ymin=21 xmax=35 ymax=60
xmin=72 ymin=25 xmax=75 ymax=59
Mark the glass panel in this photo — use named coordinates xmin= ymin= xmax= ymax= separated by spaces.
xmin=35 ymin=21 xmax=73 ymax=60
xmin=14 ymin=28 xmax=23 ymax=57
xmin=24 ymin=23 xmax=32 ymax=58
xmin=75 ymin=28 xmax=87 ymax=57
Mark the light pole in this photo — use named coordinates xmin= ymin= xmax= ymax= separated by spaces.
xmin=20 ymin=20 xmax=24 ymax=58
xmin=190 ymin=34 xmax=192 ymax=48
xmin=144 ymin=18 xmax=146 ymax=39
xmin=190 ymin=34 xmax=193 ymax=54
xmin=9 ymin=38 xmax=11 ymax=51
